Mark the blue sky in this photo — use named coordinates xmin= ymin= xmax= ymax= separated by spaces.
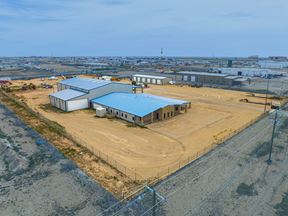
xmin=0 ymin=0 xmax=287 ymax=57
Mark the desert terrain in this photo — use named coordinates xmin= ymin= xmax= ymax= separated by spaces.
xmin=12 ymin=77 xmax=279 ymax=180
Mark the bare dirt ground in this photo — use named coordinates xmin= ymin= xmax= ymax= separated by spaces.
xmin=39 ymin=63 xmax=80 ymax=72
xmin=0 ymin=69 xmax=55 ymax=78
xmin=0 ymin=103 xmax=117 ymax=216
xmin=12 ymin=78 xmax=280 ymax=181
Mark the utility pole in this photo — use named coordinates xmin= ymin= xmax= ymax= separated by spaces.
xmin=264 ymin=78 xmax=270 ymax=113
xmin=267 ymin=109 xmax=278 ymax=165
xmin=152 ymin=188 xmax=156 ymax=216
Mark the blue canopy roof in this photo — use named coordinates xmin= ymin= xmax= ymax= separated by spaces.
xmin=91 ymin=93 xmax=189 ymax=117
xmin=49 ymin=89 xmax=86 ymax=101
xmin=60 ymin=78 xmax=111 ymax=91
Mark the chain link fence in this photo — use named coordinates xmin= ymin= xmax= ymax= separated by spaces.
xmin=152 ymin=113 xmax=267 ymax=183
xmin=66 ymin=133 xmax=144 ymax=181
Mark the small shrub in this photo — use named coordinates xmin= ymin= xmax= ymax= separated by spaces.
xmin=236 ymin=183 xmax=258 ymax=196
xmin=250 ymin=141 xmax=271 ymax=158
xmin=274 ymin=192 xmax=288 ymax=216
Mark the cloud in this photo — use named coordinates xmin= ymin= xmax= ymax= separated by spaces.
xmin=99 ymin=0 xmax=130 ymax=5
xmin=223 ymin=12 xmax=254 ymax=18
xmin=0 ymin=0 xmax=71 ymax=23
xmin=0 ymin=13 xmax=66 ymax=23
xmin=1 ymin=0 xmax=68 ymax=11
xmin=0 ymin=26 xmax=11 ymax=32
xmin=0 ymin=0 xmax=287 ymax=56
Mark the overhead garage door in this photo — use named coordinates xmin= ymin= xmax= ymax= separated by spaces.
xmin=157 ymin=80 xmax=162 ymax=85
xmin=67 ymin=99 xmax=88 ymax=112
xmin=152 ymin=79 xmax=156 ymax=84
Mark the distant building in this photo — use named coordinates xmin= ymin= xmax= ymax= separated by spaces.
xmin=217 ymin=67 xmax=284 ymax=78
xmin=132 ymin=74 xmax=172 ymax=85
xmin=178 ymin=71 xmax=247 ymax=86
xmin=269 ymin=56 xmax=287 ymax=61
xmin=258 ymin=60 xmax=288 ymax=69
xmin=227 ymin=59 xmax=233 ymax=68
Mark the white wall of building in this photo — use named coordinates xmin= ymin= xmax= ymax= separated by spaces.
xmin=67 ymin=99 xmax=88 ymax=112
xmin=133 ymin=75 xmax=172 ymax=85
xmin=258 ymin=61 xmax=288 ymax=69
xmin=218 ymin=68 xmax=283 ymax=77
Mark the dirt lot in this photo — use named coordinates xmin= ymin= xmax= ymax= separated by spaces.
xmin=11 ymin=78 xmax=281 ymax=181
xmin=0 ymin=104 xmax=117 ymax=216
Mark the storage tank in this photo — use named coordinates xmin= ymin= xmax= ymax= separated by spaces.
xmin=96 ymin=107 xmax=106 ymax=117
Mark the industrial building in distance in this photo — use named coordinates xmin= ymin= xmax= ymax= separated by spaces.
xmin=217 ymin=67 xmax=284 ymax=78
xmin=49 ymin=77 xmax=190 ymax=125
xmin=178 ymin=71 xmax=247 ymax=86
xmin=132 ymin=74 xmax=172 ymax=85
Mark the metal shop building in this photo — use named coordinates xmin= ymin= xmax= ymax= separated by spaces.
xmin=49 ymin=78 xmax=132 ymax=112
xmin=217 ymin=67 xmax=284 ymax=78
xmin=91 ymin=93 xmax=191 ymax=125
xmin=132 ymin=74 xmax=172 ymax=85
xmin=179 ymin=72 xmax=247 ymax=86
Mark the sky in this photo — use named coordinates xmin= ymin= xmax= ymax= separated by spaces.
xmin=0 ymin=0 xmax=287 ymax=57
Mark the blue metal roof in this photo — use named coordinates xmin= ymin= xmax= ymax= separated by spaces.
xmin=60 ymin=78 xmax=111 ymax=91
xmin=91 ymin=93 xmax=189 ymax=117
xmin=49 ymin=89 xmax=86 ymax=101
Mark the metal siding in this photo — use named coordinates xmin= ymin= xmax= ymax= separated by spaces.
xmin=67 ymin=99 xmax=88 ymax=112
xmin=60 ymin=78 xmax=111 ymax=91
xmin=50 ymin=89 xmax=87 ymax=101
xmin=76 ymin=83 xmax=133 ymax=101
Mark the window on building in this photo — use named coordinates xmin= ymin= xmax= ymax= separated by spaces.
xmin=171 ymin=111 xmax=173 ymax=116
xmin=132 ymin=117 xmax=135 ymax=121
xmin=164 ymin=113 xmax=166 ymax=119
xmin=125 ymin=114 xmax=127 ymax=118
xmin=175 ymin=107 xmax=178 ymax=111
xmin=116 ymin=112 xmax=118 ymax=115
xmin=110 ymin=110 xmax=112 ymax=113
xmin=156 ymin=113 xmax=159 ymax=119
xmin=121 ymin=113 xmax=123 ymax=117
xmin=167 ymin=112 xmax=170 ymax=117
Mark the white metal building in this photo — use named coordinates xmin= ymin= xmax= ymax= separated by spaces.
xmin=49 ymin=89 xmax=88 ymax=112
xmin=132 ymin=74 xmax=172 ymax=85
xmin=49 ymin=77 xmax=133 ymax=112
xmin=258 ymin=60 xmax=288 ymax=69
xmin=217 ymin=68 xmax=284 ymax=78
